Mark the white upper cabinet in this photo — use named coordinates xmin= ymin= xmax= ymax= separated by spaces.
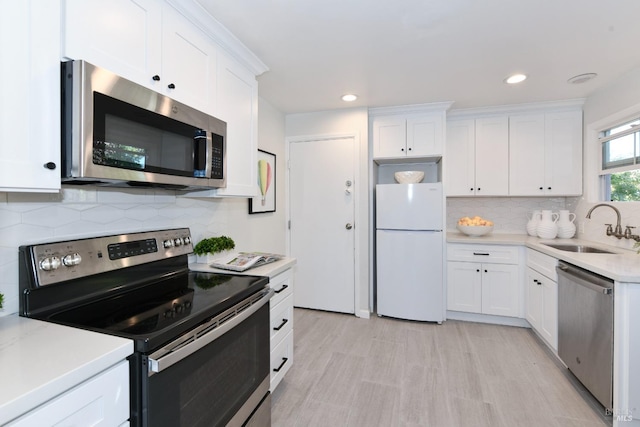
xmin=62 ymin=0 xmax=268 ymax=197
xmin=370 ymin=103 xmax=450 ymax=163
xmin=0 ymin=0 xmax=61 ymax=192
xmin=213 ymin=51 xmax=259 ymax=197
xmin=62 ymin=0 xmax=162 ymax=88
xmin=63 ymin=0 xmax=216 ymax=115
xmin=509 ymin=110 xmax=582 ymax=196
xmin=160 ymin=7 xmax=217 ymax=114
xmin=373 ymin=115 xmax=443 ymax=159
xmin=446 ymin=116 xmax=509 ymax=196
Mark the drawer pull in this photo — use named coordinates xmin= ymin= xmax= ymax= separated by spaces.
xmin=473 ymin=252 xmax=490 ymax=256
xmin=274 ymin=284 xmax=289 ymax=294
xmin=273 ymin=318 xmax=289 ymax=331
xmin=273 ymin=357 xmax=289 ymax=372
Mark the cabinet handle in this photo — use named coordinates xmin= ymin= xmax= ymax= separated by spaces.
xmin=473 ymin=252 xmax=490 ymax=256
xmin=539 ymin=186 xmax=544 ymax=190
xmin=547 ymin=187 xmax=552 ymax=190
xmin=273 ymin=357 xmax=289 ymax=372
xmin=408 ymin=147 xmax=412 ymax=151
xmin=476 ymin=269 xmax=480 ymax=272
xmin=273 ymin=318 xmax=289 ymax=331
xmin=152 ymin=75 xmax=160 ymax=81
xmin=477 ymin=187 xmax=481 ymax=191
xmin=484 ymin=269 xmax=488 ymax=273
xmin=168 ymin=83 xmax=176 ymax=89
xmin=470 ymin=187 xmax=474 ymax=191
xmin=43 ymin=162 xmax=56 ymax=170
xmin=274 ymin=284 xmax=289 ymax=294
xmin=401 ymin=148 xmax=405 ymax=152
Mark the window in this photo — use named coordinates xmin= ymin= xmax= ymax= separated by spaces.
xmin=600 ymin=117 xmax=640 ymax=201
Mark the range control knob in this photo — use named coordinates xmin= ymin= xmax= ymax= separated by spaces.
xmin=183 ymin=236 xmax=191 ymax=245
xmin=62 ymin=253 xmax=82 ymax=267
xmin=40 ymin=256 xmax=61 ymax=271
xmin=163 ymin=239 xmax=174 ymax=249
xmin=173 ymin=238 xmax=183 ymax=247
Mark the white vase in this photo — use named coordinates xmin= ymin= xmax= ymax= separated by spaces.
xmin=526 ymin=210 xmax=541 ymax=236
xmin=537 ymin=210 xmax=559 ymax=239
xmin=196 ymin=250 xmax=233 ymax=265
xmin=557 ymin=210 xmax=577 ymax=239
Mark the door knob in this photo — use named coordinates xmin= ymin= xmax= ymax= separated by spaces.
xmin=345 ymin=223 xmax=353 ymax=230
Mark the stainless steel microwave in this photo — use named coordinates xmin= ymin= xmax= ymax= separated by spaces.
xmin=61 ymin=60 xmax=226 ymax=191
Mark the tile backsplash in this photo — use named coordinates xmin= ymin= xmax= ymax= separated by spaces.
xmin=447 ymin=197 xmax=571 ymax=234
xmin=0 ymin=187 xmax=281 ymax=316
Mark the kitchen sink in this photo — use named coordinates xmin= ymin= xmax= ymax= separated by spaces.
xmin=542 ymin=243 xmax=616 ymax=254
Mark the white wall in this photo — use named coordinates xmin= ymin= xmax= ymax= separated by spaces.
xmin=0 ymin=96 xmax=286 ymax=316
xmin=575 ymin=66 xmax=640 ymax=251
xmin=285 ymin=107 xmax=370 ymax=317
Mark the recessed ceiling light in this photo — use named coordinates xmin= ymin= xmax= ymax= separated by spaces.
xmin=504 ymin=74 xmax=527 ymax=84
xmin=341 ymin=94 xmax=358 ymax=102
xmin=567 ymin=73 xmax=597 ymax=84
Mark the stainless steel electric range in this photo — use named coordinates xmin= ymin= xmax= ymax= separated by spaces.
xmin=18 ymin=228 xmax=272 ymax=427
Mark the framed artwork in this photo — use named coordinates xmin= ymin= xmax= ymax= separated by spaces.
xmin=249 ymin=149 xmax=276 ymax=214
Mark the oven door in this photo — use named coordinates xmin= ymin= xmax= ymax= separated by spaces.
xmin=134 ymin=287 xmax=273 ymax=427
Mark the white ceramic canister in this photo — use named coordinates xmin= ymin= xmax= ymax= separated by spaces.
xmin=526 ymin=210 xmax=541 ymax=236
xmin=557 ymin=210 xmax=577 ymax=239
xmin=537 ymin=210 xmax=559 ymax=239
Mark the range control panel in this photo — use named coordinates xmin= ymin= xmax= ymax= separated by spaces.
xmin=26 ymin=228 xmax=193 ymax=287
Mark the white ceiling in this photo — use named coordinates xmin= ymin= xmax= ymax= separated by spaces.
xmin=197 ymin=0 xmax=640 ymax=114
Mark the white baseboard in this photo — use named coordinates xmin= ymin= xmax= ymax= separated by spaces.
xmin=446 ymin=310 xmax=530 ymax=328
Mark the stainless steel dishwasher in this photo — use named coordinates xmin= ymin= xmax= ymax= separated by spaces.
xmin=557 ymin=261 xmax=614 ymax=411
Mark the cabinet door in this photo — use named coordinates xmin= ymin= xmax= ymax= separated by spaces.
xmin=447 ymin=261 xmax=482 ymax=313
xmin=407 ymin=115 xmax=442 ymax=156
xmin=0 ymin=0 xmax=60 ymax=192
xmin=63 ymin=0 xmax=162 ymax=88
xmin=481 ymin=263 xmax=519 ymax=317
xmin=525 ymin=268 xmax=543 ymax=329
xmin=540 ymin=275 xmax=558 ymax=350
xmin=544 ymin=111 xmax=582 ymax=196
xmin=445 ymin=120 xmax=475 ymax=196
xmin=475 ymin=116 xmax=509 ymax=195
xmin=372 ymin=117 xmax=407 ymax=158
xmin=214 ymin=52 xmax=259 ymax=197
xmin=161 ymin=6 xmax=217 ymax=115
xmin=509 ymin=114 xmax=546 ymax=195
xmin=8 ymin=361 xmax=129 ymax=427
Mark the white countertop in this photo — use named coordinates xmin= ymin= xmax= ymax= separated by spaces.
xmin=0 ymin=315 xmax=133 ymax=425
xmin=447 ymin=232 xmax=640 ymax=282
xmin=189 ymin=257 xmax=297 ymax=278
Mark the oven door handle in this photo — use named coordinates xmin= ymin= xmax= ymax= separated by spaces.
xmin=148 ymin=287 xmax=274 ymax=375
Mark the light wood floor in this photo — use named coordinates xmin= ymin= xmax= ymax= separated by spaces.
xmin=271 ymin=308 xmax=611 ymax=427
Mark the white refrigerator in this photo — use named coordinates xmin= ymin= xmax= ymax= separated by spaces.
xmin=376 ymin=182 xmax=444 ymax=322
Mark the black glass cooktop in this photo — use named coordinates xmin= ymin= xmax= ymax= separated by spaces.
xmin=47 ymin=271 xmax=268 ymax=352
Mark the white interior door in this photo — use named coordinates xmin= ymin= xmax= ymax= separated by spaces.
xmin=289 ymin=136 xmax=356 ymax=313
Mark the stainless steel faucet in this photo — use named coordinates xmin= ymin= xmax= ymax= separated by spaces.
xmin=585 ymin=203 xmax=624 ymax=239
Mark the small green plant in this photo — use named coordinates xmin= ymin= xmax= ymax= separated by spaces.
xmin=634 ymin=241 xmax=640 ymax=254
xmin=0 ymin=293 xmax=4 ymax=310
xmin=193 ymin=236 xmax=235 ymax=256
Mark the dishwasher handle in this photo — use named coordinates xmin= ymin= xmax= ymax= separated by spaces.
xmin=557 ymin=263 xmax=613 ymax=295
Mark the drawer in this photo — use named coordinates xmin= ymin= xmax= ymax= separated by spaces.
xmin=270 ymin=331 xmax=293 ymax=391
xmin=527 ymin=248 xmax=558 ymax=281
xmin=270 ymin=294 xmax=293 ymax=348
xmin=270 ymin=269 xmax=292 ymax=308
xmin=447 ymin=243 xmax=520 ymax=264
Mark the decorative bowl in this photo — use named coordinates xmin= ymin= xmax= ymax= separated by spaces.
xmin=457 ymin=224 xmax=494 ymax=237
xmin=394 ymin=171 xmax=424 ymax=184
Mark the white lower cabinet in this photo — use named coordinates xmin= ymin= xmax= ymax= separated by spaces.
xmin=447 ymin=244 xmax=521 ymax=317
xmin=8 ymin=361 xmax=129 ymax=427
xmin=269 ymin=269 xmax=294 ymax=391
xmin=525 ymin=249 xmax=558 ymax=350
